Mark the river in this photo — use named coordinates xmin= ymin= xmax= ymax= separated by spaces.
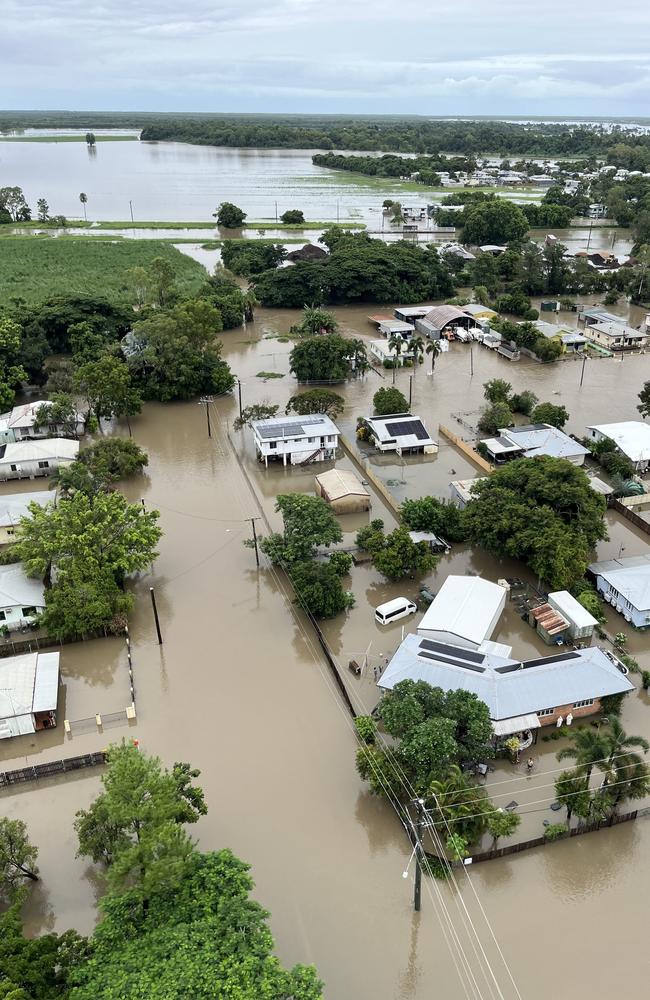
xmin=2 ymin=297 xmax=650 ymax=998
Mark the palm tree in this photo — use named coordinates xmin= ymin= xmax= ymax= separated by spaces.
xmin=556 ymin=728 xmax=608 ymax=783
xmin=554 ymin=769 xmax=591 ymax=827
xmin=301 ymin=305 xmax=338 ymax=336
xmin=79 ymin=192 xmax=88 ymax=222
xmin=426 ymin=338 xmax=442 ymax=374
xmin=427 ymin=765 xmax=492 ymax=845
xmin=388 ymin=335 xmax=403 ymax=385
xmin=409 ymin=335 xmax=425 ymax=372
xmin=602 ymin=718 xmax=649 ymax=770
xmin=605 ymin=751 xmax=650 ymax=812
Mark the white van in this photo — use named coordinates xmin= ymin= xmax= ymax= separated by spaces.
xmin=375 ymin=597 xmax=417 ymax=626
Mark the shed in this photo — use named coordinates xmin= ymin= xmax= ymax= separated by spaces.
xmin=548 ymin=591 xmax=598 ymax=640
xmin=530 ymin=603 xmax=569 ymax=645
xmin=314 ymin=468 xmax=371 ymax=513
xmin=415 ymin=305 xmax=473 ymax=340
xmin=407 ymin=531 xmax=450 ymax=553
xmin=417 ymin=575 xmax=507 ymax=649
xmin=0 ymin=651 xmax=60 ymax=739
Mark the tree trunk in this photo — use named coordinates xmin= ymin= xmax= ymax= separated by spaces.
xmin=13 ymin=862 xmax=39 ymax=881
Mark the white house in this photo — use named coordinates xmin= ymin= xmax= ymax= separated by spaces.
xmin=0 ymin=563 xmax=45 ymax=630
xmin=0 ymin=439 xmax=79 ymax=482
xmin=0 ymin=401 xmax=84 ymax=444
xmin=586 ymin=422 xmax=650 ymax=472
xmin=589 ymin=554 xmax=650 ymax=628
xmin=482 ymin=424 xmax=589 ymax=466
xmin=0 ymin=489 xmax=56 ymax=546
xmin=417 ymin=575 xmax=507 ymax=650
xmin=252 ymin=414 xmax=339 ymax=467
xmin=377 ymin=320 xmax=414 ymax=340
xmin=369 ymin=339 xmax=417 ymax=367
xmin=585 ymin=321 xmax=648 ymax=352
xmin=364 ymin=414 xmax=437 ymax=455
xmin=0 ymin=651 xmax=59 ymax=739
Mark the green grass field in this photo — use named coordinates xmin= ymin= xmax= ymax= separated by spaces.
xmin=0 ymin=238 xmax=207 ymax=306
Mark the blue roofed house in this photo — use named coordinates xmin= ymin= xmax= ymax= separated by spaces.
xmin=588 ymin=554 xmax=650 ymax=628
xmin=481 ymin=423 xmax=589 ymax=466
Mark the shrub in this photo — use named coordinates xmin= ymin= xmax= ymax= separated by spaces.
xmin=280 ymin=209 xmax=305 ymax=225
xmin=354 ymin=716 xmax=377 ymax=745
xmin=544 ymin=823 xmax=569 ymax=842
xmin=373 ymin=386 xmax=409 ymax=415
xmin=642 ymin=671 xmax=650 ymax=691
xmin=328 ymin=551 xmax=352 ymax=576
xmin=478 ymin=401 xmax=514 ymax=434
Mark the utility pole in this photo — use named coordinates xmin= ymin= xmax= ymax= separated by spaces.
xmin=275 ymin=201 xmax=278 ymax=222
xmin=129 ymin=200 xmax=134 ymax=224
xmin=413 ymin=798 xmax=425 ymax=912
xmin=199 ymin=396 xmax=213 ymax=438
xmin=580 ymin=353 xmax=587 ymax=386
xmin=237 ymin=379 xmax=243 ymax=422
xmin=248 ymin=516 xmax=261 ymax=567
xmin=149 ymin=587 xmax=163 ymax=644
xmin=470 ymin=345 xmax=474 ymax=376
xmin=408 ymin=374 xmax=413 ymax=408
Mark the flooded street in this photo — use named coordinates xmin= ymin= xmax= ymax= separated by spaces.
xmin=2 ymin=295 xmax=650 ymax=998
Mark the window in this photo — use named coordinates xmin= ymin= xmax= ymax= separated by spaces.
xmin=22 ymin=606 xmax=37 ymax=617
xmin=10 ymin=464 xmax=17 ymax=472
xmin=38 ymin=460 xmax=49 ymax=469
xmin=537 ymin=708 xmax=555 ymax=717
xmin=0 ymin=610 xmax=6 ymax=621
xmin=269 ymin=442 xmax=276 ymax=449
xmin=573 ymin=699 xmax=594 ymax=709
xmin=6 ymin=528 xmax=14 ymax=536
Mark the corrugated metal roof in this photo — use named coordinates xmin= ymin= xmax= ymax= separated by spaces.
xmin=422 ymin=305 xmax=470 ymax=329
xmin=379 ymin=635 xmax=633 ymax=721
xmin=589 ymin=555 xmax=650 ymax=612
xmin=0 ymin=652 xmax=38 ymax=717
xmin=548 ymin=591 xmax=598 ymax=629
xmin=32 ymin=652 xmax=60 ymax=712
xmin=418 ymin=576 xmax=506 ymax=647
xmin=315 ymin=468 xmax=369 ymax=501
xmin=0 ymin=438 xmax=79 ymax=464
xmin=502 ymin=424 xmax=589 ymax=461
xmin=531 ymin=603 xmax=568 ymax=635
xmin=586 ymin=422 xmax=650 ymax=463
xmin=0 ymin=490 xmax=56 ymax=528
xmin=0 ymin=564 xmax=45 ymax=610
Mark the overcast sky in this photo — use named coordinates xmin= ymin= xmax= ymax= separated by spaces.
xmin=3 ymin=0 xmax=650 ymax=116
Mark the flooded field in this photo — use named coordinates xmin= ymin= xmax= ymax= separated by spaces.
xmin=2 ymin=297 xmax=650 ymax=999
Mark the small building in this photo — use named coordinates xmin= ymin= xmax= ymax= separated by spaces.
xmin=377 ymin=320 xmax=414 ymax=340
xmin=364 ymin=414 xmax=437 ymax=455
xmin=0 ymin=401 xmax=84 ymax=444
xmin=369 ymin=339 xmax=417 ymax=367
xmin=585 ymin=321 xmax=648 ymax=352
xmin=394 ymin=305 xmax=434 ymax=323
xmin=482 ymin=424 xmax=589 ymax=466
xmin=547 ymin=590 xmax=598 ymax=641
xmin=532 ymin=320 xmax=586 ymax=352
xmin=378 ymin=635 xmax=633 ymax=733
xmin=588 ymin=554 xmax=650 ymax=627
xmin=579 ymin=308 xmax=624 ymax=329
xmin=0 ymin=651 xmax=60 ymax=739
xmin=0 ymin=439 xmax=79 ymax=482
xmin=0 ymin=563 xmax=45 ymax=630
xmin=585 ymin=422 xmax=650 ymax=473
xmin=417 ymin=575 xmax=507 ymax=650
xmin=407 ymin=531 xmax=450 ymax=553
xmin=449 ymin=477 xmax=487 ymax=509
xmin=463 ymin=303 xmax=498 ymax=323
xmin=529 ymin=602 xmax=570 ymax=645
xmin=314 ymin=468 xmax=371 ymax=513
xmin=415 ymin=305 xmax=474 ymax=341
xmin=252 ymin=414 xmax=339 ymax=467
xmin=0 ymin=489 xmax=57 ymax=546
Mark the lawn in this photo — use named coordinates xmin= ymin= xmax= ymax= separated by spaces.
xmin=0 ymin=238 xmax=207 ymax=307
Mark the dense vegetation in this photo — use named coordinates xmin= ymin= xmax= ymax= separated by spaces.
xmin=0 ymin=238 xmax=206 ymax=308
xmin=0 ymin=743 xmax=323 ymax=998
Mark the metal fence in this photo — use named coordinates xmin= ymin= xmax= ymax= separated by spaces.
xmin=0 ymin=751 xmax=106 ymax=788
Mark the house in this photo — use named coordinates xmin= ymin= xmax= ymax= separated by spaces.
xmin=0 ymin=652 xmax=59 ymax=739
xmin=314 ymin=468 xmax=371 ymax=513
xmin=585 ymin=321 xmax=648 ymax=351
xmin=0 ymin=489 xmax=56 ymax=546
xmin=439 ymin=243 xmax=476 ymax=262
xmin=378 ymin=634 xmax=633 ymax=735
xmin=547 ymin=591 xmax=598 ymax=642
xmin=415 ymin=305 xmax=474 ymax=341
xmin=0 ymin=439 xmax=79 ymax=482
xmin=588 ymin=554 xmax=650 ymax=627
xmin=579 ymin=308 xmax=624 ymax=329
xmin=588 ymin=203 xmax=607 ymax=219
xmin=0 ymin=401 xmax=84 ymax=444
xmin=417 ymin=575 xmax=507 ymax=650
xmin=481 ymin=424 xmax=589 ymax=466
xmin=463 ymin=303 xmax=498 ymax=324
xmin=251 ymin=414 xmax=339 ymax=467
xmin=532 ymin=320 xmax=587 ymax=353
xmin=363 ymin=414 xmax=437 ymax=455
xmin=0 ymin=563 xmax=45 ymax=630
xmin=394 ymin=305 xmax=434 ymax=323
xmin=585 ymin=422 xmax=650 ymax=472
xmin=369 ymin=339 xmax=417 ymax=367
xmin=449 ymin=478 xmax=487 ymax=509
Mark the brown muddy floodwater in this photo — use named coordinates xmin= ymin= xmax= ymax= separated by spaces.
xmin=3 ymin=302 xmax=650 ymax=999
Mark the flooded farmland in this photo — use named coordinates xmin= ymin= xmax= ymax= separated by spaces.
xmin=2 ymin=296 xmax=650 ymax=999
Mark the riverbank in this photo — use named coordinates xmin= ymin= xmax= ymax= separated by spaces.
xmin=0 ymin=134 xmax=137 ymax=143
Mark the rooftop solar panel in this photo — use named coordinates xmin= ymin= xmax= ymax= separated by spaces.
xmin=522 ymin=651 xmax=580 ymax=669
xmin=419 ymin=650 xmax=486 ymax=672
xmin=419 ymin=638 xmax=485 ymax=664
xmin=385 ymin=419 xmax=429 ymax=440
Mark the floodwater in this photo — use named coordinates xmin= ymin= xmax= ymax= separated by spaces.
xmin=3 ymin=298 xmax=650 ymax=999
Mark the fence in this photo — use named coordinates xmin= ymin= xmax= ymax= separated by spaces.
xmin=438 ymin=424 xmax=493 ymax=473
xmin=612 ymin=498 xmax=650 ymax=538
xmin=424 ymin=807 xmax=645 ymax=868
xmin=338 ymin=434 xmax=401 ymax=518
xmin=0 ymin=751 xmax=106 ymax=788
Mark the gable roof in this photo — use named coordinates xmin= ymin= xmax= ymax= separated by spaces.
xmin=0 ymin=652 xmax=59 ymax=718
xmin=0 ymin=564 xmax=45 ymax=610
xmin=315 ymin=468 xmax=369 ymax=501
xmin=0 ymin=490 xmax=56 ymax=528
xmin=501 ymin=424 xmax=589 ymax=461
xmin=0 ymin=439 xmax=79 ymax=465
xmin=588 ymin=554 xmax=650 ymax=612
xmin=418 ymin=575 xmax=506 ymax=646
xmin=586 ymin=422 xmax=650 ymax=463
xmin=365 ymin=414 xmax=435 ymax=448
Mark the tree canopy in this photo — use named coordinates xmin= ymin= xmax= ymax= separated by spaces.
xmin=373 ymin=386 xmax=408 ymax=415
xmin=286 ymin=388 xmax=344 ymax=418
xmin=213 ymin=202 xmax=247 ymax=228
xmin=289 ymin=335 xmax=366 ymax=382
xmin=462 ymin=200 xmax=529 ymax=246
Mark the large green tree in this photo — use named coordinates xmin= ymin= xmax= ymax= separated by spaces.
xmin=462 ymin=200 xmax=529 ymax=246
xmin=400 ymin=496 xmax=468 ymax=543
xmin=0 ymin=905 xmax=85 ymax=1000
xmin=373 ymin=386 xmax=409 ymax=415
xmin=259 ymin=493 xmax=342 ymax=567
xmin=0 ymin=818 xmax=39 ymax=902
xmin=73 ymin=355 xmax=142 ymax=428
xmin=289 ymin=335 xmax=364 ymax=382
xmin=285 ymin=388 xmax=344 ymax=418
xmin=289 ymin=559 xmax=354 ymax=618
xmin=214 ymin=202 xmax=247 ymax=228
xmin=371 ymin=526 xmax=437 ymax=581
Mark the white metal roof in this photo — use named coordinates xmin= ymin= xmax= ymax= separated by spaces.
xmin=0 ymin=564 xmax=45 ymax=610
xmin=0 ymin=438 xmax=79 ymax=464
xmin=418 ymin=575 xmax=507 ymax=646
xmin=589 ymin=554 xmax=650 ymax=612
xmin=492 ymin=714 xmax=541 ymax=736
xmin=501 ymin=424 xmax=589 ymax=461
xmin=450 ymin=478 xmax=487 ymax=504
xmin=252 ymin=413 xmax=339 ymax=441
xmin=586 ymin=422 xmax=650 ymax=464
xmin=548 ymin=591 xmax=598 ymax=629
xmin=0 ymin=490 xmax=56 ymax=528
xmin=315 ymin=468 xmax=369 ymax=501
xmin=366 ymin=414 xmax=435 ymax=449
xmin=0 ymin=651 xmax=59 ymax=718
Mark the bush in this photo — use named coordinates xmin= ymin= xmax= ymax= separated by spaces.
xmin=354 ymin=716 xmax=377 ymax=744
xmin=290 ymin=560 xmax=354 ymax=618
xmin=280 ymin=209 xmax=305 ymax=225
xmin=328 ymin=551 xmax=352 ymax=576
xmin=544 ymin=823 xmax=569 ymax=842
xmin=373 ymin=386 xmax=408 ymax=415
xmin=79 ymin=438 xmax=148 ymax=483
xmin=642 ymin=671 xmax=650 ymax=691
xmin=509 ymin=390 xmax=538 ymax=416
xmin=400 ymin=496 xmax=468 ymax=543
xmin=478 ymin=401 xmax=514 ymax=434
xmin=214 ymin=202 xmax=246 ymax=228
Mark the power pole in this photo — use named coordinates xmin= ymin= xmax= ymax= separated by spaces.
xmin=249 ymin=516 xmax=261 ymax=567
xmin=408 ymin=374 xmax=413 ymax=408
xmin=237 ymin=379 xmax=243 ymax=422
xmin=149 ymin=587 xmax=163 ymax=644
xmin=199 ymin=396 xmax=213 ymax=437
xmin=414 ymin=798 xmax=425 ymax=912
xmin=470 ymin=345 xmax=474 ymax=376
xmin=580 ymin=353 xmax=587 ymax=386
xmin=129 ymin=200 xmax=134 ymax=224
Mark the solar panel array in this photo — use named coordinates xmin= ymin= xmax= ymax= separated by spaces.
xmin=256 ymin=417 xmax=327 ymax=439
xmin=384 ymin=419 xmax=429 ymax=440
xmin=418 ymin=638 xmax=487 ymax=673
xmin=522 ymin=651 xmax=580 ymax=669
